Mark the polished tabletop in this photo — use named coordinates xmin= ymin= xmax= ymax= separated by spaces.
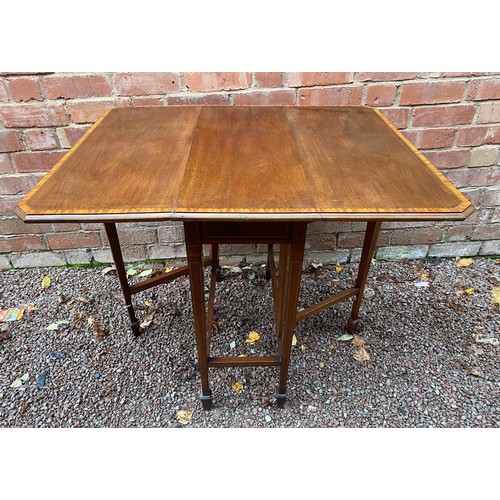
xmin=16 ymin=105 xmax=473 ymax=223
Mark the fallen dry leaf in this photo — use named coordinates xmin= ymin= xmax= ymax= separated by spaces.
xmin=232 ymin=381 xmax=244 ymax=393
xmin=176 ymin=410 xmax=193 ymax=425
xmin=491 ymin=287 xmax=500 ymax=307
xmin=467 ymin=344 xmax=484 ymax=356
xmin=352 ymin=335 xmax=365 ymax=347
xmin=91 ymin=321 xmax=107 ymax=341
xmin=353 ymin=347 xmax=371 ymax=362
xmin=457 ymin=258 xmax=473 ymax=268
xmin=319 ymin=362 xmax=325 ymax=368
xmin=465 ymin=288 xmax=474 ymax=295
xmin=292 ymin=334 xmax=297 ymax=346
xmin=335 ymin=264 xmax=343 ymax=272
xmin=101 ymin=267 xmax=116 ymax=275
xmin=41 ymin=276 xmax=51 ymax=289
xmin=246 ymin=330 xmax=260 ymax=344
xmin=20 ymin=400 xmax=30 ymax=415
xmin=421 ymin=273 xmax=429 ymax=282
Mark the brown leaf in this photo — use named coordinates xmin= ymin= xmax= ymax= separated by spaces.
xmin=353 ymin=347 xmax=371 ymax=362
xmin=456 ymin=258 xmax=473 ymax=268
xmin=91 ymin=322 xmax=107 ymax=341
xmin=352 ymin=335 xmax=365 ymax=347
xmin=20 ymin=400 xmax=30 ymax=415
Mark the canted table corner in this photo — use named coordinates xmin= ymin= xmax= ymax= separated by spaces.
xmin=16 ymin=105 xmax=474 ymax=409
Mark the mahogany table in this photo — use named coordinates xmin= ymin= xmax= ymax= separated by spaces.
xmin=16 ymin=105 xmax=473 ymax=409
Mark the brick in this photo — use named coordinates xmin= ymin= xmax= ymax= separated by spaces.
xmin=471 ymin=223 xmax=500 ymax=240
xmin=65 ymin=249 xmax=93 ymax=264
xmin=232 ymin=90 xmax=295 ymax=105
xmin=43 ymin=74 xmax=112 ymax=99
xmin=166 ymin=93 xmax=229 ymax=105
xmin=463 ymin=208 xmax=491 ymax=226
xmin=10 ymin=251 xmax=66 ymax=268
xmin=95 ymin=245 xmax=146 ymax=263
xmin=304 ymin=250 xmax=351 ymax=265
xmin=403 ymin=128 xmax=455 ymax=149
xmin=477 ymin=102 xmax=500 ymax=124
xmin=379 ymin=108 xmax=410 ymax=129
xmin=0 ymin=154 xmax=15 ymax=174
xmin=432 ymin=72 xmax=480 ymax=78
xmin=45 ymin=231 xmax=100 ymax=250
xmin=288 ymin=72 xmax=352 ymax=87
xmin=482 ymin=187 xmax=500 ymax=206
xmin=399 ymin=82 xmax=465 ymax=105
xmin=365 ymin=84 xmax=397 ymax=107
xmin=148 ymin=243 xmax=186 ymax=260
xmin=338 ymin=231 xmax=389 ymax=248
xmin=423 ymin=150 xmax=469 ymax=169
xmin=445 ymin=225 xmax=473 ymax=241
xmin=357 ymin=72 xmax=420 ymax=82
xmin=389 ymin=227 xmax=444 ymax=245
xmin=254 ymin=72 xmax=284 ymax=88
xmin=376 ymin=245 xmax=429 ymax=260
xmin=428 ymin=242 xmax=481 ymax=257
xmin=57 ymin=126 xmax=91 ymax=147
xmin=112 ymin=227 xmax=157 ymax=246
xmin=0 ymin=175 xmax=32 ymax=195
xmin=66 ymin=99 xmax=129 ymax=124
xmin=0 ymin=217 xmax=53 ymax=235
xmin=298 ymin=86 xmax=363 ymax=106
xmin=0 ymin=235 xmax=44 ymax=252
xmin=185 ymin=73 xmax=251 ymax=92
xmin=443 ymin=167 xmax=500 ymax=188
xmin=158 ymin=224 xmax=184 ymax=243
xmin=130 ymin=96 xmax=164 ymax=106
xmin=12 ymin=151 xmax=65 ymax=172
xmin=0 ymin=81 xmax=8 ymax=102
xmin=459 ymin=187 xmax=484 ymax=206
xmin=0 ymin=254 xmax=11 ymax=269
xmin=0 ymin=196 xmax=23 ymax=215
xmin=466 ymin=79 xmax=500 ymax=101
xmin=490 ymin=207 xmax=500 ymax=223
xmin=480 ymin=239 xmax=500 ymax=255
xmin=456 ymin=126 xmax=500 ymax=146
xmin=412 ymin=105 xmax=475 ymax=127
xmin=307 ymin=221 xmax=345 ymax=235
xmin=24 ymin=128 xmax=59 ymax=150
xmin=7 ymin=77 xmax=43 ymax=101
xmin=0 ymin=130 xmax=23 ymax=152
xmin=468 ymin=146 xmax=498 ymax=167
xmin=52 ymin=222 xmax=80 ymax=232
xmin=0 ymin=103 xmax=68 ymax=127
xmin=115 ymin=72 xmax=180 ymax=96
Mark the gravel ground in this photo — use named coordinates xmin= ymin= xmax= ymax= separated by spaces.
xmin=0 ymin=256 xmax=499 ymax=428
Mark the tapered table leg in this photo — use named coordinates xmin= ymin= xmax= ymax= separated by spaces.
xmin=211 ymin=243 xmax=222 ymax=282
xmin=276 ymin=222 xmax=307 ymax=408
xmin=104 ymin=223 xmax=140 ymax=336
xmin=184 ymin=222 xmax=212 ymax=410
xmin=346 ymin=221 xmax=381 ymax=334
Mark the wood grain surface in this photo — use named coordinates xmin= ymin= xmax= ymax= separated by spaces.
xmin=17 ymin=105 xmax=473 ymax=222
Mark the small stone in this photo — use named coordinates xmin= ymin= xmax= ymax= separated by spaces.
xmin=37 ymin=372 xmax=47 ymax=389
xmin=264 ymin=415 xmax=272 ymax=423
xmin=94 ymin=373 xmax=101 ymax=379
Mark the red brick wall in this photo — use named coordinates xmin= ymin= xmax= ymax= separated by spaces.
xmin=0 ymin=72 xmax=499 ymax=268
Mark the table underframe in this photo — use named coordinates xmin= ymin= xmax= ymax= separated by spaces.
xmin=104 ymin=220 xmax=381 ymax=409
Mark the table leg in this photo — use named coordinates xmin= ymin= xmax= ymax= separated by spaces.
xmin=184 ymin=222 xmax=212 ymax=410
xmin=346 ymin=221 xmax=381 ymax=334
xmin=276 ymin=222 xmax=307 ymax=408
xmin=211 ymin=243 xmax=222 ymax=282
xmin=104 ymin=223 xmax=140 ymax=336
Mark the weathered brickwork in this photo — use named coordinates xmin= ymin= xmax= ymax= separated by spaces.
xmin=0 ymin=72 xmax=499 ymax=268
